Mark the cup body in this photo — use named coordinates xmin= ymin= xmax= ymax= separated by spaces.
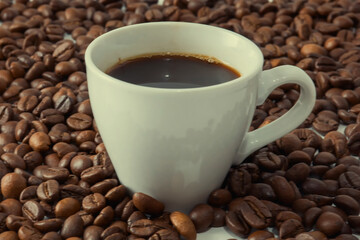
xmin=85 ymin=22 xmax=263 ymax=212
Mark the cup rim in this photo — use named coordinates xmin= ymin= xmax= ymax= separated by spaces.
xmin=85 ymin=22 xmax=264 ymax=93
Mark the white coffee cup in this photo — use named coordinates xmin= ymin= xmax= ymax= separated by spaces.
xmin=85 ymin=22 xmax=316 ymax=212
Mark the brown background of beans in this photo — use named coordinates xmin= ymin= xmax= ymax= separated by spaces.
xmin=0 ymin=0 xmax=359 ymax=239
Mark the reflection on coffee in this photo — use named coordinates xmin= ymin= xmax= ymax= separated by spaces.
xmin=106 ymin=53 xmax=241 ymax=89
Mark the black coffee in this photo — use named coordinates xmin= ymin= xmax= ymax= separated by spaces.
xmin=106 ymin=53 xmax=240 ymax=89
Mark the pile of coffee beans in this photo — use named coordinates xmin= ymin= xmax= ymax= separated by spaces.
xmin=0 ymin=0 xmax=359 ymax=239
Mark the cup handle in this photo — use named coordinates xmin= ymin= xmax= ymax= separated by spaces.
xmin=234 ymin=65 xmax=316 ymax=165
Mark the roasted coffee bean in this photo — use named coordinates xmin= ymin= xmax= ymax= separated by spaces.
xmin=105 ymin=185 xmax=127 ymax=203
xmin=5 ymin=215 xmax=32 ymax=231
xmin=169 ymin=211 xmax=196 ymax=240
xmin=227 ymin=167 xmax=251 ymax=197
xmin=18 ymin=95 xmax=38 ymax=112
xmin=67 ymin=113 xmax=92 ymax=130
xmin=211 ymin=207 xmax=225 ymax=228
xmin=14 ymin=143 xmax=32 ymax=158
xmin=323 ymin=164 xmax=347 ymax=180
xmin=41 ymin=167 xmax=69 ymax=181
xmin=93 ymin=205 xmax=114 ymax=227
xmin=275 ymin=211 xmax=302 ymax=229
xmin=18 ymin=225 xmax=43 ymax=240
xmin=304 ymin=194 xmax=334 ymax=206
xmin=292 ymin=198 xmax=316 ymax=214
xmin=70 ymin=155 xmax=93 ymax=176
xmin=235 ymin=196 xmax=272 ymax=229
xmin=0 ymin=208 xmax=6 ymax=232
xmin=301 ymin=43 xmax=327 ymax=57
xmin=0 ymin=199 xmax=22 ymax=216
xmin=55 ymin=197 xmax=81 ymax=218
xmin=323 ymin=179 xmax=339 ymax=196
xmin=249 ymin=183 xmax=276 ymax=201
xmin=64 ymin=174 xmax=79 ymax=185
xmin=348 ymin=133 xmax=360 ymax=155
xmin=23 ymin=151 xmax=43 ymax=171
xmin=338 ymin=110 xmax=357 ymax=124
xmin=14 ymin=168 xmax=31 ymax=180
xmin=1 ymin=152 xmax=26 ymax=169
xmin=83 ymin=225 xmax=104 ymax=240
xmin=276 ymin=134 xmax=302 ymax=155
xmin=337 ymin=188 xmax=360 ymax=203
xmin=129 ymin=219 xmax=158 ymax=238
xmin=101 ymin=222 xmax=127 ymax=239
xmin=207 ymin=188 xmax=232 ymax=207
xmin=321 ymin=205 xmax=347 ymax=221
xmin=103 ymin=233 xmax=127 ymax=240
xmin=36 ymin=179 xmax=59 ymax=202
xmin=1 ymin=172 xmax=27 ymax=199
xmin=348 ymin=215 xmax=360 ymax=233
xmin=127 ymin=211 xmax=147 ymax=229
xmin=248 ymin=230 xmax=274 ymax=240
xmin=60 ymin=213 xmax=84 ymax=239
xmin=82 ymin=193 xmax=106 ymax=214
xmin=279 ymin=218 xmax=304 ymax=239
xmin=92 ymin=151 xmax=113 ymax=170
xmin=25 ymin=62 xmax=46 ymax=81
xmin=0 ymin=231 xmax=18 ymax=240
xmin=40 ymin=109 xmax=65 ymax=126
xmin=58 ymin=152 xmax=76 ymax=169
xmin=148 ymin=228 xmax=180 ymax=240
xmin=285 ymin=162 xmax=310 ymax=184
xmin=287 ymin=150 xmax=311 ymax=165
xmin=3 ymin=143 xmax=18 ymax=154
xmin=54 ymin=95 xmax=74 ymax=114
xmin=315 ymin=56 xmax=339 ymax=72
xmin=225 ymin=211 xmax=250 ymax=237
xmin=60 ymin=183 xmax=90 ymax=202
xmin=322 ymin=131 xmax=348 ymax=158
xmin=80 ymin=165 xmax=107 ymax=184
xmin=28 ymin=132 xmax=51 ymax=152
xmin=313 ymin=152 xmax=336 ymax=166
xmin=32 ymin=165 xmax=49 ymax=180
xmin=296 ymin=231 xmax=327 ymax=240
xmin=54 ymin=61 xmax=77 ymax=76
xmin=304 ymin=207 xmax=323 ymax=229
xmin=52 ymin=142 xmax=78 ymax=158
xmin=316 ymin=211 xmax=344 ymax=237
xmin=340 ymin=222 xmax=352 ymax=235
xmin=189 ymin=204 xmax=214 ymax=233
xmin=119 ymin=199 xmax=135 ymax=221
xmin=77 ymin=99 xmax=92 ymax=116
xmin=53 ymin=41 xmax=75 ymax=62
xmin=313 ymin=115 xmax=339 ymax=135
xmin=339 ymin=171 xmax=360 ymax=189
xmin=90 ymin=178 xmax=117 ymax=195
xmin=302 ymin=178 xmax=329 ymax=196
xmin=132 ymin=192 xmax=164 ymax=216
xmin=335 ymin=234 xmax=359 ymax=240
xmin=22 ymin=200 xmax=44 ymax=222
xmin=41 ymin=232 xmax=62 ymax=240
xmin=76 ymin=210 xmax=94 ymax=227
xmin=254 ymin=151 xmax=283 ymax=171
xmin=33 ymin=218 xmax=63 ymax=233
xmin=333 ymin=195 xmax=360 ymax=215
xmin=267 ymin=175 xmax=296 ymax=205
xmin=260 ymin=200 xmax=290 ymax=221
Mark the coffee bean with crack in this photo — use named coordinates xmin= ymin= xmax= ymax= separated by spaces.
xmin=82 ymin=193 xmax=106 ymax=214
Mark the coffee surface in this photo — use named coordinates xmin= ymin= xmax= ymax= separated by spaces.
xmin=107 ymin=54 xmax=240 ymax=88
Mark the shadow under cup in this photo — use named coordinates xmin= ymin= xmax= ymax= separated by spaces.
xmin=85 ymin=22 xmax=263 ymax=212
